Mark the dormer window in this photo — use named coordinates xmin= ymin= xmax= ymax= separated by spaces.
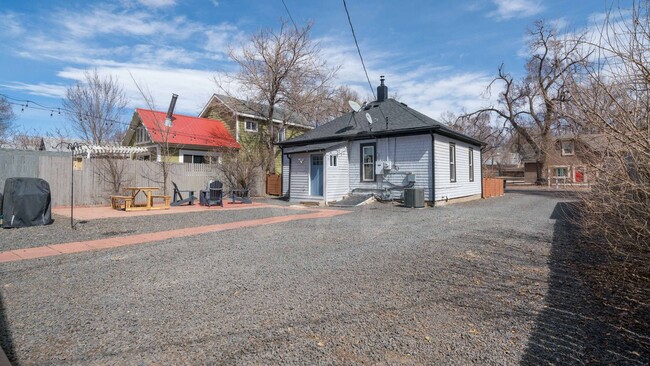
xmin=561 ymin=141 xmax=574 ymax=156
xmin=245 ymin=120 xmax=258 ymax=132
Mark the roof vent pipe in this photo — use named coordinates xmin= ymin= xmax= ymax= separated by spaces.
xmin=377 ymin=76 xmax=388 ymax=102
xmin=164 ymin=93 xmax=178 ymax=127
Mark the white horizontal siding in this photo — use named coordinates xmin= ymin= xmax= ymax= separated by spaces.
xmin=433 ymin=134 xmax=481 ymax=201
xmin=325 ymin=146 xmax=349 ymax=202
xmin=349 ymin=135 xmax=432 ymax=201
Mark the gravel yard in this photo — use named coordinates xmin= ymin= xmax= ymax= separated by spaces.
xmin=0 ymin=192 xmax=644 ymax=364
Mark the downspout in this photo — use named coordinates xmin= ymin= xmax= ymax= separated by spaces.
xmin=286 ymin=154 xmax=292 ymax=199
xmin=431 ymin=133 xmax=436 ymax=206
xmin=479 ymin=148 xmax=485 ymax=198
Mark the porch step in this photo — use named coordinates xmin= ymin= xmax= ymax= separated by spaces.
xmin=329 ymin=194 xmax=373 ymax=207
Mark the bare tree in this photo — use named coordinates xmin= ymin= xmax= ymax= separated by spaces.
xmin=466 ymin=21 xmax=588 ymax=182
xmin=63 ymin=69 xmax=128 ymax=145
xmin=222 ymin=19 xmax=338 ymax=173
xmin=565 ymin=2 xmax=649 ymax=251
xmin=441 ymin=111 xmax=508 ymax=167
xmin=0 ymin=96 xmax=15 ymax=146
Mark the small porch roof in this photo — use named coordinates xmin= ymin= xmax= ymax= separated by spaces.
xmin=282 ymin=141 xmax=345 ymax=154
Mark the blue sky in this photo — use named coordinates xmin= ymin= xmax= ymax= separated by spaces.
xmin=0 ymin=0 xmax=625 ymax=137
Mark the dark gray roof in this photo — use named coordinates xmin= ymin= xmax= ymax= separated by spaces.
xmin=215 ymin=94 xmax=310 ymax=127
xmin=278 ymin=98 xmax=484 ymax=147
xmin=283 ymin=141 xmax=345 ymax=154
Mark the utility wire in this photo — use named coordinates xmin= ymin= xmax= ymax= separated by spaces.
xmin=281 ymin=0 xmax=298 ymax=31
xmin=1 ymin=93 xmax=229 ymax=144
xmin=342 ymin=0 xmax=375 ymax=100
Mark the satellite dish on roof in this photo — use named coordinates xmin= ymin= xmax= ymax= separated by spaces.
xmin=348 ymin=100 xmax=362 ymax=112
xmin=365 ymin=113 xmax=373 ymax=124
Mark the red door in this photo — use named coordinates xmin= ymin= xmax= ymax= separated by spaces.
xmin=575 ymin=168 xmax=584 ymax=183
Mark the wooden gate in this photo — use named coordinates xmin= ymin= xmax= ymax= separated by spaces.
xmin=266 ymin=174 xmax=282 ymax=196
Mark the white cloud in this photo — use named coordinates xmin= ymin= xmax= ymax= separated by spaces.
xmin=0 ymin=12 xmax=23 ymax=36
xmin=488 ymin=0 xmax=544 ymax=21
xmin=137 ymin=0 xmax=176 ymax=7
xmin=0 ymin=82 xmax=67 ymax=98
xmin=56 ymin=66 xmax=224 ymax=115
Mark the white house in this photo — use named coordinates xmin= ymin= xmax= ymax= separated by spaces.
xmin=278 ymin=77 xmax=485 ymax=206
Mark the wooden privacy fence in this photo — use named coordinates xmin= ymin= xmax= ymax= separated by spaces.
xmin=0 ymin=149 xmax=264 ymax=207
xmin=266 ymin=174 xmax=282 ymax=196
xmin=482 ymin=178 xmax=505 ymax=198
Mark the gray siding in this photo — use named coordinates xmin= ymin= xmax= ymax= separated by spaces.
xmin=433 ymin=135 xmax=482 ymax=201
xmin=288 ymin=152 xmax=311 ymax=201
xmin=325 ymin=146 xmax=349 ymax=202
xmin=349 ymin=135 xmax=432 ymax=200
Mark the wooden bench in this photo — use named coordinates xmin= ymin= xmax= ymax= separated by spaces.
xmin=150 ymin=195 xmax=171 ymax=210
xmin=111 ymin=195 xmax=134 ymax=210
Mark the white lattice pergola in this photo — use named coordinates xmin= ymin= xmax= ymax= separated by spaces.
xmin=75 ymin=145 xmax=150 ymax=158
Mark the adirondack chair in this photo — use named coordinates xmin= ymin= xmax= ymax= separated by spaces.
xmin=171 ymin=181 xmax=195 ymax=206
xmin=206 ymin=180 xmax=224 ymax=207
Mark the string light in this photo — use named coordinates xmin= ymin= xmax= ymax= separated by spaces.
xmin=1 ymin=92 xmax=235 ymax=144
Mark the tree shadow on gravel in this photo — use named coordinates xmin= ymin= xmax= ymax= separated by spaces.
xmin=520 ymin=202 xmax=650 ymax=365
xmin=0 ymin=290 xmax=18 ymax=365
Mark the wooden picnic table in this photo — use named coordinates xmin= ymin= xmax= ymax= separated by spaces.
xmin=111 ymin=187 xmax=170 ymax=211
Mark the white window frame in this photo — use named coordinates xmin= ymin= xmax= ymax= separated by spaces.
xmin=553 ymin=166 xmax=569 ymax=178
xmin=361 ymin=143 xmax=375 ymax=182
xmin=329 ymin=154 xmax=337 ymax=167
xmin=561 ymin=141 xmax=575 ymax=156
xmin=179 ymin=149 xmax=220 ymax=164
xmin=449 ymin=143 xmax=456 ymax=183
xmin=245 ymin=120 xmax=258 ymax=132
xmin=469 ymin=147 xmax=474 ymax=182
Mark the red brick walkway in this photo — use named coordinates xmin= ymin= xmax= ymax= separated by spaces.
xmin=0 ymin=208 xmax=349 ymax=264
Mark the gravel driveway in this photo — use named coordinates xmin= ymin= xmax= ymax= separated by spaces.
xmin=0 ymin=192 xmax=634 ymax=364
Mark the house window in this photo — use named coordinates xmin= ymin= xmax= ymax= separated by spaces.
xmin=561 ymin=141 xmax=574 ymax=156
xmin=277 ymin=127 xmax=286 ymax=142
xmin=183 ymin=154 xmax=206 ymax=164
xmin=360 ymin=143 xmax=375 ymax=182
xmin=449 ymin=143 xmax=456 ymax=183
xmin=554 ymin=167 xmax=568 ymax=178
xmin=136 ymin=126 xmax=149 ymax=143
xmin=469 ymin=147 xmax=474 ymax=182
xmin=329 ymin=155 xmax=337 ymax=167
xmin=245 ymin=120 xmax=258 ymax=132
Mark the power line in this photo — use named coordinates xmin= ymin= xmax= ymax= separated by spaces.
xmin=281 ymin=0 xmax=298 ymax=31
xmin=342 ymin=0 xmax=375 ymax=100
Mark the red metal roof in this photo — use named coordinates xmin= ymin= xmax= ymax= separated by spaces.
xmin=136 ymin=108 xmax=239 ymax=149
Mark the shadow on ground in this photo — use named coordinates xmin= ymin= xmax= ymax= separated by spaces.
xmin=1 ymin=290 xmax=17 ymax=365
xmin=521 ymin=202 xmax=650 ymax=365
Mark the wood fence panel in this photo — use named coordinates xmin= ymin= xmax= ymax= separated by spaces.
xmin=482 ymin=178 xmax=504 ymax=199
xmin=266 ymin=174 xmax=282 ymax=196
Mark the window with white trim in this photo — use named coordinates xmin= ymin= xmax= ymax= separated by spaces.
xmin=329 ymin=155 xmax=337 ymax=167
xmin=245 ymin=120 xmax=258 ymax=132
xmin=449 ymin=143 xmax=456 ymax=183
xmin=361 ymin=143 xmax=375 ymax=182
xmin=136 ymin=126 xmax=149 ymax=143
xmin=554 ymin=167 xmax=568 ymax=178
xmin=469 ymin=147 xmax=474 ymax=182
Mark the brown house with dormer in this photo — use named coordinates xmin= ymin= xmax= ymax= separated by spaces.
xmin=518 ymin=134 xmax=608 ymax=184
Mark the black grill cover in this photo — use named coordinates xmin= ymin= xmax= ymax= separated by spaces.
xmin=2 ymin=178 xmax=53 ymax=228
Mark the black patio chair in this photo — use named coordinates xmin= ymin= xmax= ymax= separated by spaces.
xmin=171 ymin=181 xmax=196 ymax=206
xmin=206 ymin=180 xmax=224 ymax=207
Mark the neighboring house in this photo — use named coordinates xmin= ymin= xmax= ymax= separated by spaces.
xmin=517 ymin=134 xmax=607 ymax=184
xmin=123 ymin=108 xmax=240 ymax=163
xmin=199 ymin=94 xmax=313 ymax=172
xmin=277 ymin=77 xmax=485 ymax=205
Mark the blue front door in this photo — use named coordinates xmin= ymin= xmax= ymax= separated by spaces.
xmin=310 ymin=154 xmax=324 ymax=196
